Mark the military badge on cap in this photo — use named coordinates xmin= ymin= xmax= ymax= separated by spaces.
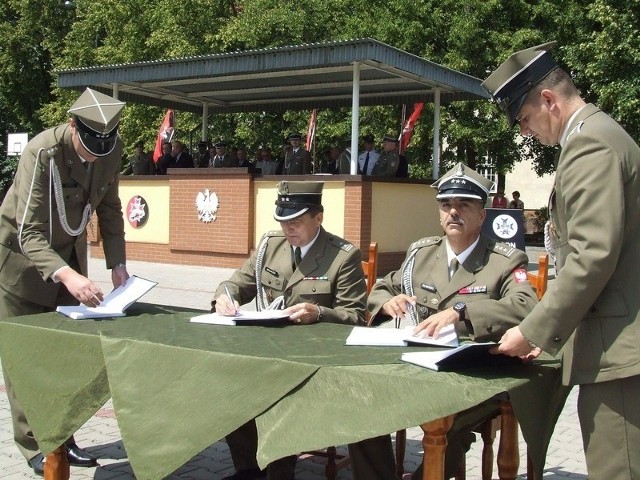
xmin=68 ymin=88 xmax=125 ymax=157
xmin=482 ymin=42 xmax=559 ymax=128
xmin=433 ymin=162 xmax=494 ymax=202
xmin=274 ymin=181 xmax=323 ymax=221
xmin=288 ymin=132 xmax=302 ymax=141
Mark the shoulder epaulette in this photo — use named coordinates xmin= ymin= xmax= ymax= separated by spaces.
xmin=263 ymin=230 xmax=285 ymax=238
xmin=409 ymin=236 xmax=442 ymax=251
xmin=490 ymin=242 xmax=517 ymax=258
xmin=327 ymin=235 xmax=355 ymax=252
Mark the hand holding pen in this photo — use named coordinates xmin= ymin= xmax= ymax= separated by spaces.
xmin=217 ymin=285 xmax=239 ymax=316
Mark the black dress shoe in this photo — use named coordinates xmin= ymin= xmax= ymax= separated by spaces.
xmin=65 ymin=442 xmax=98 ymax=467
xmin=222 ymin=467 xmax=267 ymax=480
xmin=27 ymin=453 xmax=45 ymax=476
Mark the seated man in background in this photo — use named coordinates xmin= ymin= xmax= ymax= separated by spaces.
xmin=350 ymin=162 xmax=538 ymax=480
xmin=213 ymin=180 xmax=367 ymax=480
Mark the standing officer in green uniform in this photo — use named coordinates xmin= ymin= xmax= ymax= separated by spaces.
xmin=213 ymin=180 xmax=367 ymax=480
xmin=484 ymin=43 xmax=640 ymax=480
xmin=122 ymin=140 xmax=155 ymax=175
xmin=0 ymin=88 xmax=129 ymax=476
xmin=283 ymin=133 xmax=312 ymax=175
xmin=350 ymin=163 xmax=538 ymax=480
xmin=370 ymin=134 xmax=400 ymax=177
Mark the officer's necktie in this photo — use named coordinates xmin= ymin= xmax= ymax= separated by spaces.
xmin=362 ymin=152 xmax=370 ymax=175
xmin=292 ymin=247 xmax=302 ymax=271
xmin=449 ymin=258 xmax=459 ymax=279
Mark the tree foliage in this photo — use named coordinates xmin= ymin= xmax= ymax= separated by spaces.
xmin=1 ymin=0 xmax=639 ymax=186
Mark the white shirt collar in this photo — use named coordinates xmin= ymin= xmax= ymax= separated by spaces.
xmin=292 ymin=227 xmax=321 ymax=259
xmin=445 ymin=236 xmax=480 ymax=268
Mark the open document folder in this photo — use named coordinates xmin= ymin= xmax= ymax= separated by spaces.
xmin=345 ymin=324 xmax=459 ymax=348
xmin=190 ymin=310 xmax=291 ymax=326
xmin=401 ymin=343 xmax=520 ymax=371
xmin=56 ymin=275 xmax=158 ymax=319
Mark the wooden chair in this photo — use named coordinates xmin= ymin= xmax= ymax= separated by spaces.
xmin=300 ymin=242 xmax=380 ymax=480
xmin=527 ymin=254 xmax=549 ymax=300
xmin=454 ymin=253 xmax=550 ymax=480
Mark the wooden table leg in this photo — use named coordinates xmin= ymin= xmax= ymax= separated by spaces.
xmin=420 ymin=414 xmax=455 ymax=480
xmin=496 ymin=400 xmax=519 ymax=480
xmin=44 ymin=446 xmax=70 ymax=480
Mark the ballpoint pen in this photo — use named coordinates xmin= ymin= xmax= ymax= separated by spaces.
xmin=223 ymin=285 xmax=238 ymax=315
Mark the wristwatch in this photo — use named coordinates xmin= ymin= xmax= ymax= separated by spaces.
xmin=453 ymin=301 xmax=466 ymax=322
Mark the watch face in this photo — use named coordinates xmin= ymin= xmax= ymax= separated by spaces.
xmin=454 ymin=301 xmax=466 ymax=312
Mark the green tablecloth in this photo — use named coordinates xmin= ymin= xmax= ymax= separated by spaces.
xmin=0 ymin=304 xmax=568 ymax=480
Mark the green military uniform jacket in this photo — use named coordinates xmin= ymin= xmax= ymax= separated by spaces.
xmin=519 ymin=104 xmax=640 ymax=386
xmin=337 ymin=149 xmax=352 ymax=174
xmin=0 ymin=124 xmax=126 ymax=309
xmin=123 ymin=152 xmax=155 ymax=175
xmin=213 ymin=227 xmax=366 ymax=325
xmin=368 ymin=234 xmax=537 ymax=341
xmin=370 ymin=151 xmax=399 ymax=177
xmin=283 ymin=148 xmax=312 ymax=175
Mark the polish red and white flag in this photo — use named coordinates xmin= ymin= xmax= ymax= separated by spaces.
xmin=399 ymin=103 xmax=424 ymax=153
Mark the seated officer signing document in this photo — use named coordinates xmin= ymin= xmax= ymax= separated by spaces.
xmin=212 ymin=180 xmax=367 ymax=480
xmin=348 ymin=163 xmax=539 ymax=480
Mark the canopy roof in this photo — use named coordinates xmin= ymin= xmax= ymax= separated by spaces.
xmin=56 ymin=38 xmax=488 ymax=114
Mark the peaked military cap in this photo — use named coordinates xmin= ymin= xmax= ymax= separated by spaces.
xmin=481 ymin=42 xmax=558 ymax=128
xmin=214 ymin=141 xmax=227 ymax=148
xmin=383 ymin=134 xmax=399 ymax=143
xmin=362 ymin=134 xmax=375 ymax=143
xmin=274 ymin=181 xmax=323 ymax=221
xmin=68 ymin=88 xmax=125 ymax=157
xmin=433 ymin=162 xmax=494 ymax=202
xmin=288 ymin=132 xmax=302 ymax=141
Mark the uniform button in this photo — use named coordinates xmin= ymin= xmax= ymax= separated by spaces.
xmin=553 ymin=336 xmax=562 ymax=342
xmin=312 ymin=287 xmax=316 ymax=292
xmin=267 ymin=280 xmax=272 ymax=285
xmin=487 ymin=326 xmax=493 ymax=332
xmin=275 ymin=280 xmax=280 ymax=285
xmin=430 ymin=298 xmax=438 ymax=305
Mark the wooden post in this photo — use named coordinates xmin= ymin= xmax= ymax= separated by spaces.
xmin=44 ymin=446 xmax=70 ymax=480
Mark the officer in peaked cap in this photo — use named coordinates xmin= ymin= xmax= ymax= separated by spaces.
xmin=284 ymin=132 xmax=312 ymax=174
xmin=481 ymin=42 xmax=559 ymax=128
xmin=433 ymin=162 xmax=494 ymax=202
xmin=368 ymin=132 xmax=399 ymax=177
xmin=357 ymin=162 xmax=537 ymax=480
xmin=212 ymin=179 xmax=368 ymax=480
xmin=0 ymin=87 xmax=128 ymax=475
xmin=484 ymin=42 xmax=640 ymax=480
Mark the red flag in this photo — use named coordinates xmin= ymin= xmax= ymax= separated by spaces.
xmin=153 ymin=109 xmax=175 ymax=163
xmin=399 ymin=103 xmax=424 ymax=154
xmin=305 ymin=109 xmax=317 ymax=151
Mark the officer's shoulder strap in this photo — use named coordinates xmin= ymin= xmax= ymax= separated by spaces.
xmin=327 ymin=235 xmax=355 ymax=253
xmin=408 ymin=236 xmax=442 ymax=252
xmin=489 ymin=240 xmax=518 ymax=258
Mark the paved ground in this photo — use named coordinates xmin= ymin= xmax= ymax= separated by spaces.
xmin=0 ymin=247 xmax=588 ymax=479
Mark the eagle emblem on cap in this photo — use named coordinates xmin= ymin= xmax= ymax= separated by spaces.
xmin=195 ymin=189 xmax=219 ymax=223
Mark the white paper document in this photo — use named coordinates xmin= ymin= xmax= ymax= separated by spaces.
xmin=345 ymin=325 xmax=459 ymax=348
xmin=401 ymin=342 xmax=502 ymax=371
xmin=190 ymin=310 xmax=291 ymax=326
xmin=56 ymin=275 xmax=158 ymax=320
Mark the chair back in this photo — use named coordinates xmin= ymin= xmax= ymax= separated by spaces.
xmin=361 ymin=242 xmax=378 ymax=294
xmin=527 ymin=254 xmax=549 ymax=300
